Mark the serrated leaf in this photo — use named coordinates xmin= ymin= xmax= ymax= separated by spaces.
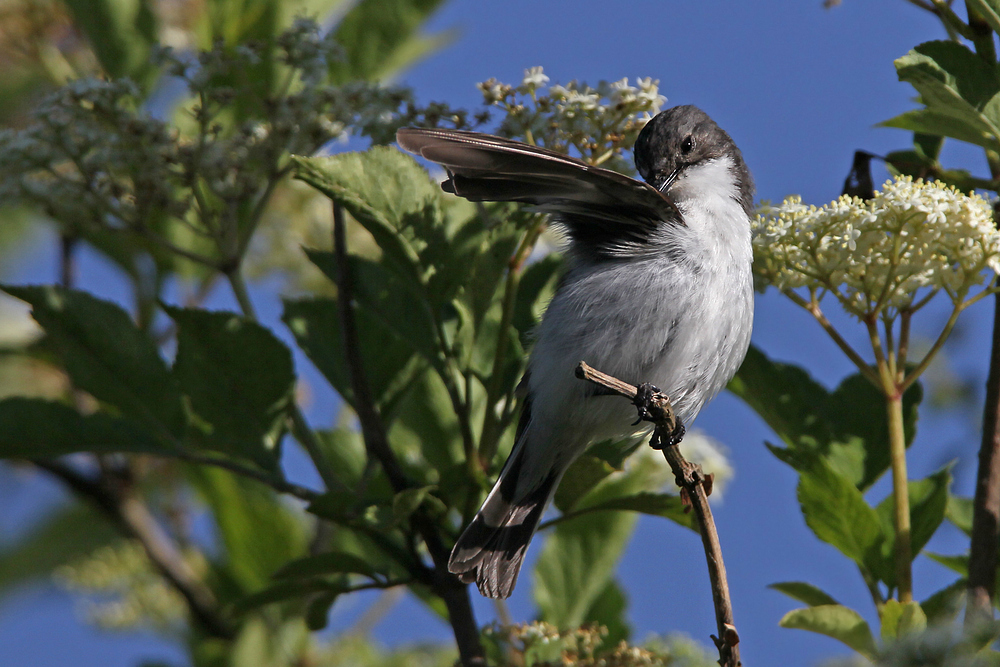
xmin=769 ymin=581 xmax=840 ymax=607
xmin=893 ymin=46 xmax=1000 ymax=149
xmin=292 ymin=150 xmax=441 ymax=282
xmin=912 ymin=41 xmax=1000 ymax=108
xmin=1 ymin=285 xmax=184 ymax=436
xmin=733 ymin=346 xmax=921 ymax=491
xmin=169 ymin=307 xmax=293 ymax=471
xmin=797 ymin=457 xmax=885 ymax=568
xmin=0 ymin=397 xmax=166 ymax=458
xmin=272 ymin=551 xmax=380 ymax=580
xmin=306 ymin=251 xmax=441 ymax=367
xmin=780 ymin=605 xmax=878 ymax=659
xmin=282 ymin=296 xmax=425 ymax=420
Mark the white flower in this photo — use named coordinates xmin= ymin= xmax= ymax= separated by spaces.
xmin=752 ymin=176 xmax=1000 ymax=319
xmin=520 ymin=66 xmax=549 ymax=92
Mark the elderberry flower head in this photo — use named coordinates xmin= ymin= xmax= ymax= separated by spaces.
xmin=752 ymin=176 xmax=1000 ymax=319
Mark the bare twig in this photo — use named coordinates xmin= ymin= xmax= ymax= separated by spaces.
xmin=576 ymin=361 xmax=742 ymax=667
xmin=331 ymin=200 xmax=486 ymax=667
xmin=35 ymin=460 xmax=235 ymax=639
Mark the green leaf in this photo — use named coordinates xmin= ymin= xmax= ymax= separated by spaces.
xmin=892 ymin=45 xmax=1000 ymax=148
xmin=880 ymin=109 xmax=1000 ymax=150
xmin=926 ymin=552 xmax=968 ymax=576
xmin=292 ymin=150 xmax=441 ymax=283
xmin=305 ymin=590 xmax=340 ymax=631
xmin=232 ymin=578 xmax=345 ymax=614
xmin=0 ymin=397 xmax=166 ymax=458
xmin=329 ymin=0 xmax=452 ymax=83
xmin=305 ymin=251 xmax=440 ymax=368
xmin=921 ymin=578 xmax=967 ymax=625
xmin=732 ymin=346 xmax=921 ymax=491
xmin=272 ymin=551 xmax=380 ymax=580
xmin=947 ymin=495 xmax=973 ymax=536
xmin=911 ymin=41 xmax=1000 ymax=108
xmin=583 ymin=579 xmax=631 ymax=649
xmin=282 ymin=297 xmax=425 ymax=420
xmin=169 ymin=307 xmax=294 ymax=471
xmin=768 ymin=581 xmax=840 ymax=607
xmin=63 ymin=0 xmax=158 ymax=81
xmin=880 ymin=599 xmax=927 ymax=642
xmin=797 ymin=457 xmax=885 ymax=568
xmin=391 ymin=485 xmax=444 ymax=523
xmin=512 ymin=254 xmax=564 ymax=348
xmin=192 ymin=467 xmax=308 ymax=593
xmin=873 ymin=466 xmax=951 ymax=586
xmin=545 ymin=491 xmax=695 ymax=531
xmin=2 ymin=286 xmax=184 ymax=436
xmin=534 ymin=451 xmax=671 ymax=628
xmin=553 ymin=455 xmax=615 ymax=512
xmin=779 ymin=605 xmax=878 ymax=659
xmin=0 ymin=502 xmax=118 ymax=596
xmin=969 ymin=0 xmax=1000 ymax=35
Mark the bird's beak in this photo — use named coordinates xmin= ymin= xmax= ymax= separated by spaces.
xmin=657 ymin=167 xmax=681 ymax=194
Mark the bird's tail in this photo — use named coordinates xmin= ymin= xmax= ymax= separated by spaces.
xmin=448 ymin=445 xmax=559 ymax=599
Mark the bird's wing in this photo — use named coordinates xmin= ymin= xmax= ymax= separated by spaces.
xmin=396 ymin=128 xmax=683 ymax=258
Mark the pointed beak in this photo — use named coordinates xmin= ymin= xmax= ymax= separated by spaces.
xmin=657 ymin=167 xmax=681 ymax=194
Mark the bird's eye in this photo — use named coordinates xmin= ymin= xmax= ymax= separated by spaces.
xmin=681 ymin=136 xmax=694 ymax=155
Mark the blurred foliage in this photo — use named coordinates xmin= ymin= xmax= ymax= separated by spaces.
xmin=0 ymin=1 xmax=718 ymax=665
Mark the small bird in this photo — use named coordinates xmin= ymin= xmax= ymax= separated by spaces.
xmin=396 ymin=105 xmax=755 ymax=599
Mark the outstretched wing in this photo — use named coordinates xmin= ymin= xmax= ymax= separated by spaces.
xmin=396 ymin=128 xmax=683 ymax=259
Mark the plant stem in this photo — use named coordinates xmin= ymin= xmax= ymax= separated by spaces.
xmin=966 ymin=288 xmax=1000 ymax=628
xmin=886 ymin=391 xmax=913 ymax=602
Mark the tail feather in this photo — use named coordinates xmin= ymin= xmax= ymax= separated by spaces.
xmin=449 ymin=449 xmax=558 ymax=599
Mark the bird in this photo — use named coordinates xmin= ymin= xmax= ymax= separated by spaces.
xmin=396 ymin=105 xmax=755 ymax=599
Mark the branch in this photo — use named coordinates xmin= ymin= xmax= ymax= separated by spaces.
xmin=967 ymin=287 xmax=1000 ymax=629
xmin=331 ymin=200 xmax=485 ymax=667
xmin=35 ymin=460 xmax=235 ymax=639
xmin=576 ymin=361 xmax=742 ymax=667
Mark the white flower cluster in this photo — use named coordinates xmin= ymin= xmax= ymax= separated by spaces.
xmin=477 ymin=66 xmax=666 ymax=172
xmin=753 ymin=176 xmax=1000 ymax=318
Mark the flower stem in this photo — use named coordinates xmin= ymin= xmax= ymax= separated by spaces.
xmin=887 ymin=390 xmax=913 ymax=602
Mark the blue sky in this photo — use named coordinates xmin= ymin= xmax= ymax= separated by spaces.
xmin=1 ymin=1 xmax=996 ymax=665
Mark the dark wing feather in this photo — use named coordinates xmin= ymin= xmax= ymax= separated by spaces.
xmin=396 ymin=128 xmax=683 ymax=259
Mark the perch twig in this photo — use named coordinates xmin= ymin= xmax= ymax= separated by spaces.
xmin=576 ymin=361 xmax=742 ymax=667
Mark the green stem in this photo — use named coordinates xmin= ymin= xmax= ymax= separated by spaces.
xmin=887 ymin=390 xmax=913 ymax=603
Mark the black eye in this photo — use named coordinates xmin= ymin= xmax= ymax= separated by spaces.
xmin=681 ymin=136 xmax=694 ymax=155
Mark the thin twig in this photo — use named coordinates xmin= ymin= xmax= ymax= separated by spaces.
xmin=576 ymin=361 xmax=742 ymax=667
xmin=35 ymin=460 xmax=235 ymax=639
xmin=332 ymin=200 xmax=486 ymax=667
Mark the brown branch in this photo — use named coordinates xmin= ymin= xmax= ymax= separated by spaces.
xmin=332 ymin=200 xmax=486 ymax=667
xmin=966 ymin=287 xmax=1000 ymax=629
xmin=35 ymin=460 xmax=235 ymax=639
xmin=576 ymin=361 xmax=742 ymax=667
